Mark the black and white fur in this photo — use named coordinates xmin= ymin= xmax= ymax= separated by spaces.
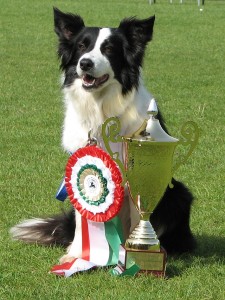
xmin=10 ymin=8 xmax=196 ymax=261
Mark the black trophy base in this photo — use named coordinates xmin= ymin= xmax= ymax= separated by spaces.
xmin=118 ymin=244 xmax=167 ymax=277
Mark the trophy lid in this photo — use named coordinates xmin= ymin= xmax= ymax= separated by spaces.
xmin=145 ymin=99 xmax=178 ymax=142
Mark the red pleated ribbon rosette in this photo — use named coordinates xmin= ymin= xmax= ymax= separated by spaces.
xmin=65 ymin=145 xmax=124 ymax=222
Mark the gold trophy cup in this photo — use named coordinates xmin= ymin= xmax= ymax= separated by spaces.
xmin=102 ymin=99 xmax=199 ymax=276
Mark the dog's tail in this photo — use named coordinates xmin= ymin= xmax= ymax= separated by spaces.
xmin=10 ymin=209 xmax=75 ymax=247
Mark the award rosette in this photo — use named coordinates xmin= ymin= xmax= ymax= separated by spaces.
xmin=51 ymin=144 xmax=125 ymax=277
xmin=65 ymin=145 xmax=124 ymax=222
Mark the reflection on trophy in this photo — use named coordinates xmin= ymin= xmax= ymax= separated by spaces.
xmin=102 ymin=99 xmax=199 ymax=276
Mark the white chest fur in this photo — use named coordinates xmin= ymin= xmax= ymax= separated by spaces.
xmin=62 ymin=79 xmax=152 ymax=154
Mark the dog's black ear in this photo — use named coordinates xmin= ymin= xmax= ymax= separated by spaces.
xmin=119 ymin=15 xmax=155 ymax=45
xmin=53 ymin=7 xmax=84 ymax=40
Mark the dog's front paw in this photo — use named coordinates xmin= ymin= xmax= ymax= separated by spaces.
xmin=59 ymin=254 xmax=76 ymax=264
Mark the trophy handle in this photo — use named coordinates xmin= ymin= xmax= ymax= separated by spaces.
xmin=102 ymin=117 xmax=126 ymax=182
xmin=172 ymin=121 xmax=200 ymax=177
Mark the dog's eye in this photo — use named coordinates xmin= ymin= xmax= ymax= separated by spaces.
xmin=78 ymin=43 xmax=86 ymax=51
xmin=104 ymin=45 xmax=113 ymax=54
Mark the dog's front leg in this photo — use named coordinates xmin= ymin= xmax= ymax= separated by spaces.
xmin=59 ymin=210 xmax=82 ymax=264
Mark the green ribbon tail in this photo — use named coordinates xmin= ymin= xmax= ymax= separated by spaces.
xmin=105 ymin=216 xmax=140 ymax=276
xmin=110 ymin=264 xmax=140 ymax=277
xmin=105 ymin=216 xmax=124 ymax=266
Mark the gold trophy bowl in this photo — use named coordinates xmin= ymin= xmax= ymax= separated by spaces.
xmin=102 ymin=99 xmax=199 ymax=276
xmin=125 ymin=139 xmax=177 ymax=249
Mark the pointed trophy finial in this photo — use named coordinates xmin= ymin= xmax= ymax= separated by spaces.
xmin=146 ymin=99 xmax=178 ymax=142
xmin=147 ymin=98 xmax=158 ymax=118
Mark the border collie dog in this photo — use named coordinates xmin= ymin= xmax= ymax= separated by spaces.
xmin=11 ymin=8 xmax=196 ymax=258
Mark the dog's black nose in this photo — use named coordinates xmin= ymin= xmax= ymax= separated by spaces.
xmin=80 ymin=58 xmax=94 ymax=71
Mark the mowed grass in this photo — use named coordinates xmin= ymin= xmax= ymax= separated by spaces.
xmin=1 ymin=0 xmax=225 ymax=299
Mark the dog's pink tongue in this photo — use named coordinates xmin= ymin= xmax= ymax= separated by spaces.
xmin=82 ymin=74 xmax=109 ymax=88
xmin=83 ymin=74 xmax=95 ymax=86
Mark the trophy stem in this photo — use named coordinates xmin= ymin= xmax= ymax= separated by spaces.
xmin=125 ymin=212 xmax=160 ymax=252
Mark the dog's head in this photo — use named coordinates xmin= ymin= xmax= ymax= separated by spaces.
xmin=54 ymin=8 xmax=155 ymax=95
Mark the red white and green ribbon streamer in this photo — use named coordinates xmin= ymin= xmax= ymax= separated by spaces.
xmin=50 ymin=211 xmax=124 ymax=277
xmin=51 ymin=145 xmax=125 ymax=277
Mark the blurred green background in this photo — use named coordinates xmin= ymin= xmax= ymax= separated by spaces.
xmin=1 ymin=1 xmax=224 ymax=299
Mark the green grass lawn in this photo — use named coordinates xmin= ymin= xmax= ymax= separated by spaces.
xmin=1 ymin=0 xmax=225 ymax=299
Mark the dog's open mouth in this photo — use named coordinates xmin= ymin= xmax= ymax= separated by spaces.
xmin=82 ymin=74 xmax=109 ymax=89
